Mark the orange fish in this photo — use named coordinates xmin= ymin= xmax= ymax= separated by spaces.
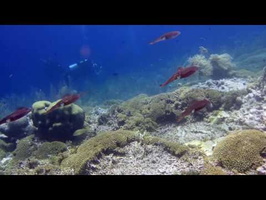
xmin=0 ymin=107 xmax=31 ymax=125
xmin=177 ymin=99 xmax=211 ymax=122
xmin=46 ymin=93 xmax=85 ymax=114
xmin=149 ymin=31 xmax=181 ymax=45
xmin=160 ymin=66 xmax=198 ymax=87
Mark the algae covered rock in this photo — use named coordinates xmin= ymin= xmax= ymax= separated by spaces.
xmin=13 ymin=135 xmax=37 ymax=161
xmin=34 ymin=141 xmax=67 ymax=159
xmin=0 ymin=139 xmax=15 ymax=152
xmin=0 ymin=113 xmax=36 ymax=142
xmin=31 ymin=100 xmax=85 ymax=141
xmin=212 ymin=129 xmax=266 ymax=173
xmin=0 ymin=149 xmax=6 ymax=160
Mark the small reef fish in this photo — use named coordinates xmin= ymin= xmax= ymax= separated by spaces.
xmin=177 ymin=99 xmax=211 ymax=122
xmin=45 ymin=93 xmax=84 ymax=114
xmin=160 ymin=66 xmax=199 ymax=87
xmin=149 ymin=31 xmax=181 ymax=45
xmin=0 ymin=107 xmax=32 ymax=125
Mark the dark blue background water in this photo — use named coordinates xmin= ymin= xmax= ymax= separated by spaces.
xmin=0 ymin=25 xmax=266 ymax=102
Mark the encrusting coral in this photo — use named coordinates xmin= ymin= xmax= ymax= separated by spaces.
xmin=212 ymin=129 xmax=266 ymax=173
xmin=13 ymin=135 xmax=37 ymax=161
xmin=33 ymin=141 xmax=67 ymax=159
xmin=200 ymin=163 xmax=227 ymax=175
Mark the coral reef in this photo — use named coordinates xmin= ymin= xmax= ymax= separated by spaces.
xmin=188 ymin=53 xmax=235 ymax=79
xmin=86 ymin=141 xmax=204 ymax=175
xmin=0 ymin=139 xmax=15 ymax=152
xmin=152 ymin=122 xmax=229 ymax=144
xmin=13 ymin=135 xmax=37 ymax=161
xmin=188 ymin=54 xmax=212 ymax=76
xmin=214 ymin=86 xmax=266 ymax=131
xmin=257 ymin=66 xmax=266 ymax=95
xmin=3 ymin=157 xmax=74 ymax=175
xmin=209 ymin=53 xmax=236 ymax=79
xmin=31 ymin=100 xmax=85 ymax=141
xmin=0 ymin=149 xmax=6 ymax=160
xmin=199 ymin=46 xmax=208 ymax=55
xmin=0 ymin=113 xmax=36 ymax=142
xmin=256 ymin=159 xmax=266 ymax=175
xmin=34 ymin=141 xmax=67 ymax=159
xmin=191 ymin=78 xmax=248 ymax=92
xmin=61 ymin=130 xmax=190 ymax=174
xmin=200 ymin=164 xmax=227 ymax=175
xmin=212 ymin=129 xmax=266 ymax=173
xmin=97 ymin=86 xmax=245 ymax=134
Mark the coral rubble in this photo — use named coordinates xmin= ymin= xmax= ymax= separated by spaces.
xmin=61 ymin=130 xmax=195 ymax=174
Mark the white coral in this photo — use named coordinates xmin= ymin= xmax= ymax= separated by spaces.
xmin=188 ymin=54 xmax=213 ymax=76
xmin=209 ymin=53 xmax=236 ymax=70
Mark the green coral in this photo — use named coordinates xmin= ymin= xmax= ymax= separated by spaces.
xmin=34 ymin=141 xmax=67 ymax=159
xmin=178 ymin=88 xmax=223 ymax=109
xmin=61 ymin=130 xmax=189 ymax=174
xmin=100 ymin=85 xmax=247 ymax=130
xmin=0 ymin=139 xmax=15 ymax=152
xmin=200 ymin=164 xmax=227 ymax=175
xmin=13 ymin=135 xmax=37 ymax=161
xmin=31 ymin=100 xmax=85 ymax=141
xmin=0 ymin=149 xmax=6 ymax=160
xmin=212 ymin=129 xmax=266 ymax=173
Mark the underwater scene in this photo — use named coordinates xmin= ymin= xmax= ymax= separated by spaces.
xmin=0 ymin=25 xmax=265 ymax=175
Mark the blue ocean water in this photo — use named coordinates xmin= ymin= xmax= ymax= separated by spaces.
xmin=0 ymin=25 xmax=265 ymax=111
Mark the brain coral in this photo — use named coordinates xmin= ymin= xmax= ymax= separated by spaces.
xmin=212 ymin=129 xmax=266 ymax=173
xmin=31 ymin=100 xmax=85 ymax=141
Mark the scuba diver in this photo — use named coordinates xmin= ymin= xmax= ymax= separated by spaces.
xmin=41 ymin=56 xmax=101 ymax=90
xmin=64 ymin=58 xmax=96 ymax=87
xmin=41 ymin=44 xmax=102 ymax=90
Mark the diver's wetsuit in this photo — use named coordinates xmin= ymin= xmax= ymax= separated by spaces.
xmin=64 ymin=58 xmax=94 ymax=87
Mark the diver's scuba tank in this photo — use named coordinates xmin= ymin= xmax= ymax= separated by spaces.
xmin=68 ymin=59 xmax=89 ymax=71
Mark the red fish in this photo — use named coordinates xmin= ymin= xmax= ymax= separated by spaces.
xmin=149 ymin=31 xmax=181 ymax=45
xmin=177 ymin=99 xmax=211 ymax=122
xmin=0 ymin=107 xmax=32 ymax=125
xmin=160 ymin=66 xmax=198 ymax=87
xmin=46 ymin=93 xmax=85 ymax=114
